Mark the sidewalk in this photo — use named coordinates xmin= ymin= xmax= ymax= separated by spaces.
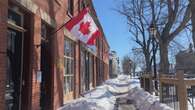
xmin=59 ymin=75 xmax=173 ymax=110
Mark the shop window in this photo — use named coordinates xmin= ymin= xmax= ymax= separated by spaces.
xmin=80 ymin=48 xmax=94 ymax=93
xmin=64 ymin=38 xmax=75 ymax=95
xmin=80 ymin=48 xmax=86 ymax=93
xmin=68 ymin=0 xmax=74 ymax=16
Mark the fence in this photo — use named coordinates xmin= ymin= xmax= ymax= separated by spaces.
xmin=140 ymin=73 xmax=154 ymax=93
xmin=159 ymin=70 xmax=195 ymax=110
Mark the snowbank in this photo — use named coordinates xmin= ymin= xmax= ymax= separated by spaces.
xmin=58 ymin=75 xmax=173 ymax=110
xmin=105 ymin=75 xmax=139 ymax=95
xmin=126 ymin=87 xmax=172 ymax=110
xmin=58 ymin=98 xmax=107 ymax=110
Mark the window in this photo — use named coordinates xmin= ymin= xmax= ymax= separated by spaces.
xmin=96 ymin=58 xmax=101 ymax=85
xmin=8 ymin=9 xmax=22 ymax=26
xmin=89 ymin=55 xmax=94 ymax=89
xmin=64 ymin=38 xmax=75 ymax=95
xmin=79 ymin=0 xmax=86 ymax=11
xmin=41 ymin=23 xmax=47 ymax=38
xmin=68 ymin=0 xmax=74 ymax=16
xmin=80 ymin=48 xmax=94 ymax=93
xmin=80 ymin=48 xmax=86 ymax=93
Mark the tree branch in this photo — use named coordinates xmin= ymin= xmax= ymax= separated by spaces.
xmin=169 ymin=4 xmax=191 ymax=42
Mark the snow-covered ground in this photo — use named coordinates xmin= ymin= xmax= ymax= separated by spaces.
xmin=58 ymin=75 xmax=173 ymax=110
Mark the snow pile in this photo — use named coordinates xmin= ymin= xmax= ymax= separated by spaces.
xmin=105 ymin=75 xmax=139 ymax=95
xmin=127 ymin=87 xmax=172 ymax=110
xmin=58 ymin=75 xmax=173 ymax=110
xmin=83 ymin=85 xmax=112 ymax=99
xmin=83 ymin=85 xmax=116 ymax=110
xmin=59 ymin=85 xmax=116 ymax=110
xmin=58 ymin=98 xmax=106 ymax=110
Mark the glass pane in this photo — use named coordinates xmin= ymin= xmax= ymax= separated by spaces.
xmin=64 ymin=77 xmax=66 ymax=93
xmin=89 ymin=56 xmax=93 ymax=85
xmin=64 ymin=58 xmax=66 ymax=75
xmin=67 ymin=59 xmax=70 ymax=74
xmin=64 ymin=38 xmax=75 ymax=94
xmin=71 ymin=60 xmax=74 ymax=75
xmin=71 ymin=76 xmax=74 ymax=91
xmin=8 ymin=10 xmax=21 ymax=26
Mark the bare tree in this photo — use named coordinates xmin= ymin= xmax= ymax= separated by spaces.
xmin=189 ymin=0 xmax=195 ymax=49
xmin=132 ymin=48 xmax=146 ymax=71
xmin=117 ymin=0 xmax=158 ymax=73
xmin=122 ymin=55 xmax=132 ymax=75
xmin=118 ymin=0 xmax=191 ymax=73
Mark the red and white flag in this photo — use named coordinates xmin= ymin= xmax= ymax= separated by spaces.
xmin=65 ymin=8 xmax=101 ymax=45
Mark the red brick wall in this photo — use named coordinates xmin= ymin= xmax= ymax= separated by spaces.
xmin=22 ymin=12 xmax=33 ymax=110
xmin=52 ymin=2 xmax=66 ymax=109
xmin=32 ymin=0 xmax=79 ymax=109
xmin=31 ymin=14 xmax=41 ymax=110
xmin=0 ymin=0 xmax=8 ymax=109
xmin=31 ymin=0 xmax=82 ymax=109
xmin=0 ymin=0 xmax=110 ymax=110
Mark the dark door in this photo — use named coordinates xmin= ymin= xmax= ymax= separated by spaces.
xmin=40 ymin=41 xmax=52 ymax=110
xmin=6 ymin=28 xmax=23 ymax=110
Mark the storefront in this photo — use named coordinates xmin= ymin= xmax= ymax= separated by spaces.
xmin=0 ymin=0 xmax=110 ymax=110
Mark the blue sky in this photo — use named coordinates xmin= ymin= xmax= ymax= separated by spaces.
xmin=93 ymin=0 xmax=136 ymax=61
xmin=92 ymin=0 xmax=192 ymax=65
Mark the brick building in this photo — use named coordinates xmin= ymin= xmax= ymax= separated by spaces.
xmin=0 ymin=0 xmax=110 ymax=110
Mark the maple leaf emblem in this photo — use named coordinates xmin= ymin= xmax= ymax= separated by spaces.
xmin=79 ymin=21 xmax=91 ymax=35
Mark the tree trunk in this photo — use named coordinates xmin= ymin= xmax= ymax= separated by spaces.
xmin=159 ymin=42 xmax=170 ymax=74
xmin=191 ymin=0 xmax=195 ymax=49
xmin=145 ymin=53 xmax=151 ymax=73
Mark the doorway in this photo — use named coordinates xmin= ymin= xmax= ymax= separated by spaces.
xmin=6 ymin=28 xmax=23 ymax=110
xmin=40 ymin=23 xmax=52 ymax=110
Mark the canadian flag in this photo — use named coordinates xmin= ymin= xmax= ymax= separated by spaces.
xmin=65 ymin=8 xmax=101 ymax=45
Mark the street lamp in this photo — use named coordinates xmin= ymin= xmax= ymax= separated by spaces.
xmin=149 ymin=22 xmax=158 ymax=95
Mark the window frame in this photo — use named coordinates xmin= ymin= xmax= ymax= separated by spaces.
xmin=63 ymin=38 xmax=75 ymax=95
xmin=67 ymin=0 xmax=74 ymax=17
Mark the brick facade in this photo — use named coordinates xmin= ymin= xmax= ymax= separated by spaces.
xmin=0 ymin=0 xmax=110 ymax=110
xmin=31 ymin=14 xmax=41 ymax=110
xmin=0 ymin=0 xmax=8 ymax=110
